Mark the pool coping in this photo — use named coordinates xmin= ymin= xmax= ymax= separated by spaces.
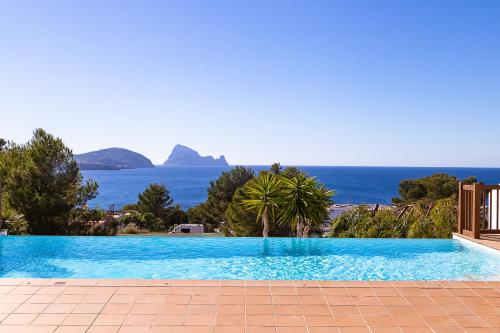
xmin=453 ymin=233 xmax=500 ymax=253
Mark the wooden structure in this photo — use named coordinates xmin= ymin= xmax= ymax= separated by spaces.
xmin=458 ymin=182 xmax=500 ymax=239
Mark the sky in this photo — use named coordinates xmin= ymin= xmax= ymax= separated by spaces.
xmin=0 ymin=0 xmax=499 ymax=167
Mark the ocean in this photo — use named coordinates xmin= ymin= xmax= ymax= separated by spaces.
xmin=82 ymin=166 xmax=500 ymax=210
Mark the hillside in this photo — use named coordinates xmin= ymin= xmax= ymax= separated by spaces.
xmin=75 ymin=148 xmax=154 ymax=170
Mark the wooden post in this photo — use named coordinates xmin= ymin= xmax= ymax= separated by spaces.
xmin=457 ymin=182 xmax=463 ymax=234
xmin=472 ymin=183 xmax=482 ymax=239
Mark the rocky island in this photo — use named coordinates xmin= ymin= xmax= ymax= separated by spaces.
xmin=163 ymin=144 xmax=229 ymax=167
xmin=75 ymin=148 xmax=154 ymax=170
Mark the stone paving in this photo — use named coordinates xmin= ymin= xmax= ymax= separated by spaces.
xmin=0 ymin=279 xmax=499 ymax=332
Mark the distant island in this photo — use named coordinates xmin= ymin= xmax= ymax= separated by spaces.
xmin=75 ymin=148 xmax=154 ymax=170
xmin=163 ymin=144 xmax=229 ymax=167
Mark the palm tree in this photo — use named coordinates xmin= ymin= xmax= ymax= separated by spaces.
xmin=242 ymin=173 xmax=280 ymax=237
xmin=280 ymin=174 xmax=333 ymax=237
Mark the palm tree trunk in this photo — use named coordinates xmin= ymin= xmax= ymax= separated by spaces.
xmin=262 ymin=207 xmax=269 ymax=238
xmin=302 ymin=220 xmax=310 ymax=238
xmin=296 ymin=217 xmax=303 ymax=237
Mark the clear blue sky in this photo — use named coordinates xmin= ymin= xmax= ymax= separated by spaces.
xmin=1 ymin=0 xmax=499 ymax=167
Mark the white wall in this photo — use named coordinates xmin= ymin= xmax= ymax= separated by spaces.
xmin=490 ymin=187 xmax=499 ymax=230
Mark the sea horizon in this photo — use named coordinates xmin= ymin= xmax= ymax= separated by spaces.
xmin=83 ymin=165 xmax=500 ymax=210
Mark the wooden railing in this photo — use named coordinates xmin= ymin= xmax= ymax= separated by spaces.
xmin=458 ymin=182 xmax=500 ymax=239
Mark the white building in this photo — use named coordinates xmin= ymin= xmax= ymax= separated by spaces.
xmin=170 ymin=224 xmax=204 ymax=234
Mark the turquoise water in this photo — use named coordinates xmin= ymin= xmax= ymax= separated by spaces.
xmin=82 ymin=166 xmax=500 ymax=209
xmin=1 ymin=237 xmax=499 ymax=280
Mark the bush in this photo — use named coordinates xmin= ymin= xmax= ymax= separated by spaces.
xmin=3 ymin=208 xmax=29 ymax=235
xmin=121 ymin=223 xmax=140 ymax=234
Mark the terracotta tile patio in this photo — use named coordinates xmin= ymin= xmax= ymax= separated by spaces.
xmin=0 ymin=279 xmax=499 ymax=332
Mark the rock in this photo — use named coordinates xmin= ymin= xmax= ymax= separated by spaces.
xmin=163 ymin=144 xmax=229 ymax=167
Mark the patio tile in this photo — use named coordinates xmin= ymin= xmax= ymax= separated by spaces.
xmin=14 ymin=303 xmax=48 ymax=313
xmin=304 ymin=315 xmax=336 ymax=326
xmin=2 ymin=313 xmax=37 ymax=325
xmin=184 ymin=314 xmax=216 ymax=325
xmin=158 ymin=304 xmax=189 ymax=314
xmin=299 ymin=295 xmax=326 ymax=304
xmin=274 ymin=305 xmax=302 ymax=315
xmin=150 ymin=326 xmax=182 ymax=333
xmin=152 ymin=314 xmax=185 ymax=325
xmin=218 ymin=295 xmax=244 ymax=304
xmin=54 ymin=295 xmax=85 ymax=304
xmin=308 ymin=328 xmax=340 ymax=333
xmin=101 ymin=303 xmax=133 ymax=314
xmin=22 ymin=326 xmax=58 ymax=333
xmin=245 ymin=326 xmax=276 ymax=333
xmin=129 ymin=303 xmax=160 ymax=314
xmin=54 ymin=326 xmax=89 ymax=333
xmin=276 ymin=327 xmax=308 ymax=333
xmin=273 ymin=296 xmax=300 ymax=304
xmin=43 ymin=303 xmax=77 ymax=314
xmin=339 ymin=327 xmax=370 ymax=333
xmin=71 ymin=303 xmax=104 ymax=314
xmin=356 ymin=305 xmax=388 ymax=316
xmin=188 ymin=304 xmax=218 ymax=315
xmin=422 ymin=315 xmax=457 ymax=327
xmin=27 ymin=295 xmax=59 ymax=304
xmin=1 ymin=279 xmax=500 ymax=333
xmin=213 ymin=326 xmax=244 ymax=333
xmin=217 ymin=304 xmax=244 ymax=315
xmin=301 ymin=304 xmax=330 ymax=315
xmin=117 ymin=326 xmax=151 ymax=333
xmin=450 ymin=315 xmax=489 ymax=327
xmin=93 ymin=314 xmax=126 ymax=326
xmin=108 ymin=295 xmax=137 ymax=304
xmin=215 ymin=314 xmax=245 ymax=325
xmin=275 ymin=314 xmax=306 ymax=326
xmin=333 ymin=315 xmax=366 ymax=327
xmin=182 ymin=326 xmax=213 ymax=333
xmin=81 ymin=294 xmax=112 ymax=304
xmin=246 ymin=287 xmax=271 ymax=295
xmin=32 ymin=313 xmax=68 ymax=325
xmin=191 ymin=295 xmax=218 ymax=305
xmin=0 ymin=294 xmax=31 ymax=303
xmin=163 ymin=295 xmax=191 ymax=304
xmin=330 ymin=305 xmax=359 ymax=315
xmin=363 ymin=315 xmax=397 ymax=327
xmin=245 ymin=314 xmax=275 ymax=326
xmin=123 ymin=314 xmax=155 ymax=325
xmin=86 ymin=327 xmax=120 ymax=333
xmin=61 ymin=313 xmax=97 ymax=325
xmin=246 ymin=304 xmax=274 ymax=315
xmin=271 ymin=287 xmax=297 ymax=295
xmin=219 ymin=287 xmax=244 ymax=296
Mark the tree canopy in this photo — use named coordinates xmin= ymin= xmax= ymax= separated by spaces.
xmin=0 ymin=129 xmax=98 ymax=234
xmin=393 ymin=173 xmax=476 ymax=204
xmin=187 ymin=166 xmax=255 ymax=231
xmin=136 ymin=183 xmax=174 ymax=218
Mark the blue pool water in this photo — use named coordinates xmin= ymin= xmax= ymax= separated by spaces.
xmin=1 ymin=237 xmax=499 ymax=280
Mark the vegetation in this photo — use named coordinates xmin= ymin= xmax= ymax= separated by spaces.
xmin=393 ymin=173 xmax=476 ymax=204
xmin=0 ymin=129 xmax=99 ymax=234
xmin=119 ymin=184 xmax=187 ymax=233
xmin=241 ymin=173 xmax=281 ymax=237
xmin=329 ymin=173 xmax=474 ymax=239
xmin=187 ymin=166 xmax=255 ymax=231
xmin=280 ymin=174 xmax=333 ymax=237
xmin=219 ymin=165 xmax=333 ymax=237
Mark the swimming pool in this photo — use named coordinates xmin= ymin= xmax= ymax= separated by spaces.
xmin=1 ymin=236 xmax=499 ymax=280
